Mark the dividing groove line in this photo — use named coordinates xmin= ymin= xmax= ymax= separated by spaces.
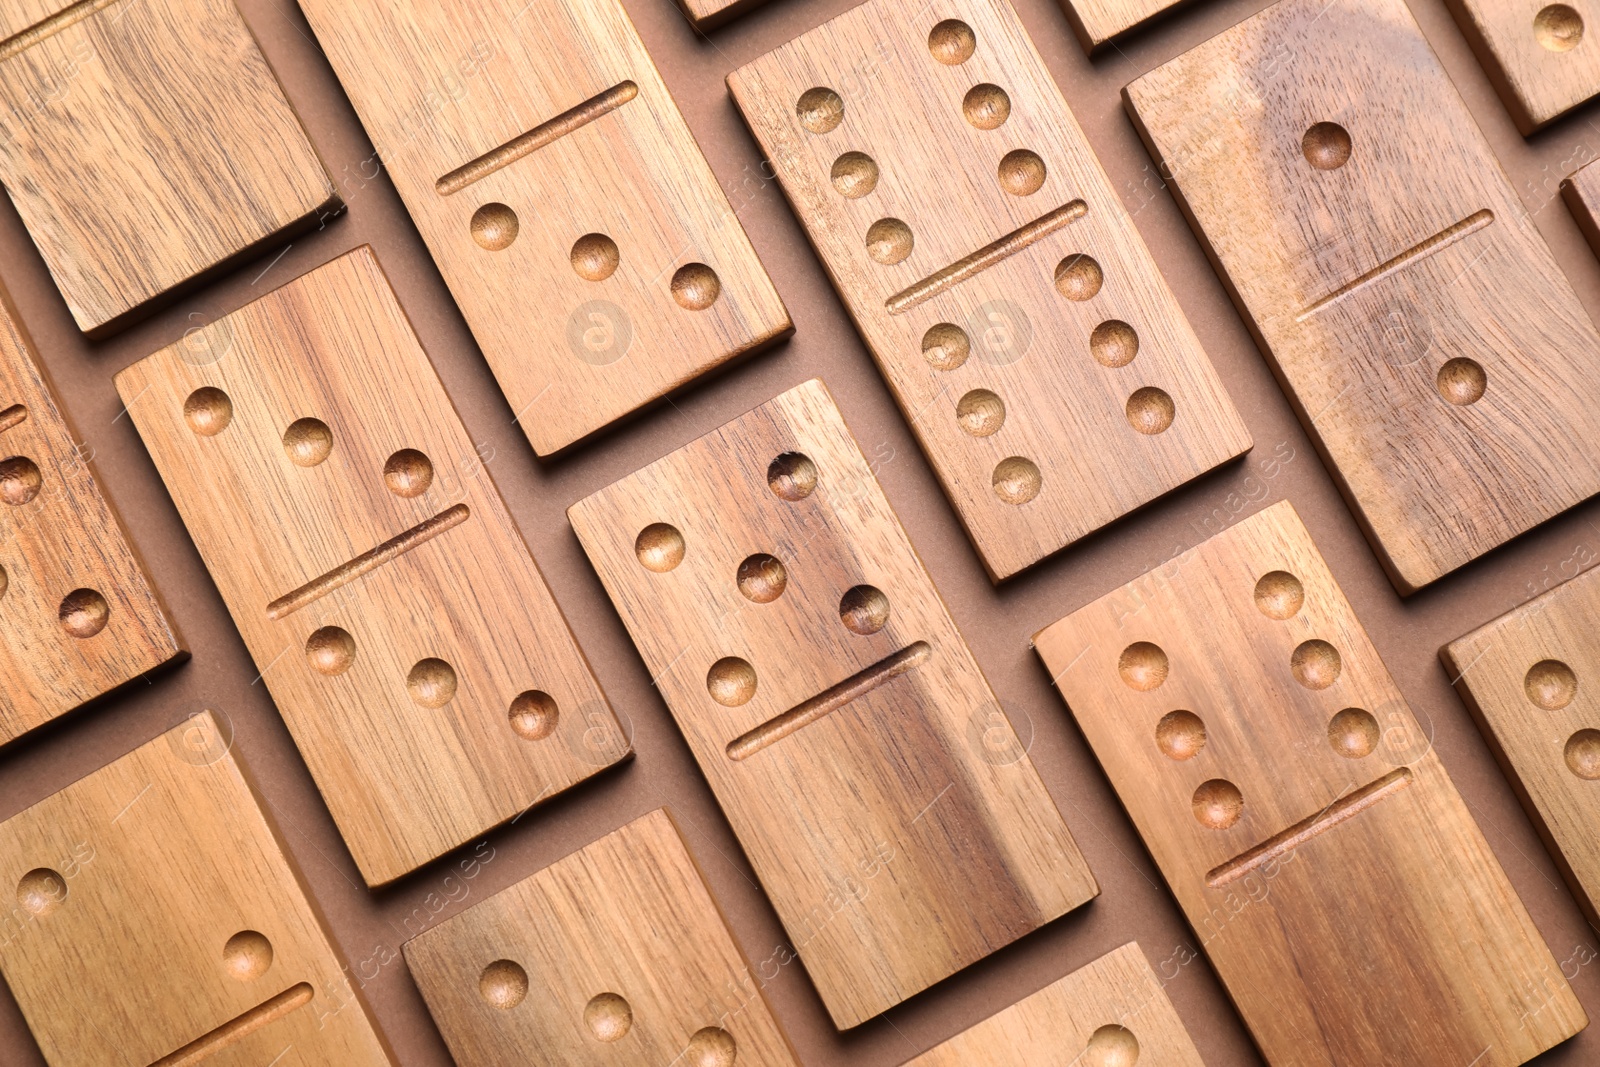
xmin=0 ymin=0 xmax=118 ymax=62
xmin=436 ymin=81 xmax=639 ymax=195
xmin=150 ymin=983 xmax=313 ymax=1067
xmin=885 ymin=200 xmax=1087 ymax=315
xmin=266 ymin=504 xmax=470 ymax=619
xmin=1205 ymin=767 xmax=1414 ymax=888
xmin=726 ymin=641 xmax=932 ymax=761
xmin=0 ymin=405 xmax=25 ymax=434
xmin=1297 ymin=210 xmax=1494 ymax=321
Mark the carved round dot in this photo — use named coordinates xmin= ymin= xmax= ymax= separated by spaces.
xmin=58 ymin=588 xmax=109 ymax=639
xmin=922 ymin=323 xmax=970 ymax=370
xmin=1089 ymin=320 xmax=1139 ymax=367
xmin=183 ymin=387 xmax=233 ymax=436
xmin=1537 ymin=5 xmax=1584 ymax=52
xmin=796 ymin=87 xmax=844 ymax=133
xmin=840 ymin=584 xmax=891 ymax=635
xmin=1192 ymin=779 xmax=1244 ymax=830
xmin=1291 ymin=639 xmax=1342 ymax=690
xmin=1253 ymin=570 xmax=1305 ymax=620
xmin=1054 ymin=254 xmax=1103 ymax=301
xmin=707 ymin=657 xmax=757 ymax=706
xmin=305 ymin=626 xmax=356 ymax=676
xmin=1526 ymin=659 xmax=1578 ymax=710
xmin=963 ymin=83 xmax=1011 ymax=130
xmin=408 ymin=658 xmax=458 ymax=708
xmin=1566 ymin=729 xmax=1600 ymax=780
xmin=831 ymin=151 xmax=879 ymax=198
xmin=571 ymin=233 xmax=620 ymax=281
xmin=383 ymin=449 xmax=434 ymax=498
xmin=768 ymin=452 xmax=818 ymax=501
xmin=0 ymin=565 xmax=7 ymax=598
xmin=1437 ymin=357 xmax=1486 ymax=406
xmin=997 ymin=149 xmax=1046 ymax=196
xmin=509 ymin=691 xmax=560 ymax=741
xmin=635 ymin=523 xmax=686 ymax=572
xmin=671 ymin=263 xmax=721 ymax=311
xmin=992 ymin=456 xmax=1041 ymax=505
xmin=866 ymin=218 xmax=914 ymax=265
xmin=737 ymin=553 xmax=787 ymax=604
xmin=16 ymin=869 xmax=66 ymax=918
xmin=1125 ymin=387 xmax=1175 ymax=435
xmin=222 ymin=931 xmax=273 ymax=982
xmin=479 ymin=960 xmax=528 ymax=1010
xmin=928 ymin=19 xmax=976 ymax=64
xmin=1302 ymin=122 xmax=1352 ymax=170
xmin=1084 ymin=1024 xmax=1140 ymax=1067
xmin=282 ymin=418 xmax=333 ymax=467
xmin=1118 ymin=642 xmax=1169 ymax=691
xmin=470 ymin=203 xmax=519 ymax=250
xmin=685 ymin=1026 xmax=738 ymax=1067
xmin=1155 ymin=710 xmax=1206 ymax=761
xmin=1328 ymin=707 xmax=1380 ymax=759
xmin=585 ymin=992 xmax=633 ymax=1042
xmin=0 ymin=456 xmax=41 ymax=506
xmin=956 ymin=389 xmax=1006 ymax=437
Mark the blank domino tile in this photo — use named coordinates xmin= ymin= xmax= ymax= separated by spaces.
xmin=0 ymin=0 xmax=334 ymax=335
xmin=115 ymin=247 xmax=628 ymax=887
xmin=1033 ymin=501 xmax=1586 ymax=1066
xmin=1444 ymin=564 xmax=1600 ymax=929
xmin=729 ymin=0 xmax=1250 ymax=582
xmin=296 ymin=0 xmax=789 ymax=456
xmin=1445 ymin=0 xmax=1600 ymax=134
xmin=404 ymin=809 xmax=799 ymax=1066
xmin=569 ymin=379 xmax=1096 ymax=1028
xmin=0 ymin=285 xmax=181 ymax=744
xmin=902 ymin=943 xmax=1203 ymax=1066
xmin=1126 ymin=0 xmax=1600 ymax=595
xmin=1059 ymin=0 xmax=1203 ymax=53
xmin=0 ymin=712 xmax=394 ymax=1067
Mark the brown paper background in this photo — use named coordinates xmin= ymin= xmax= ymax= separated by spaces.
xmin=3 ymin=0 xmax=1600 ymax=1062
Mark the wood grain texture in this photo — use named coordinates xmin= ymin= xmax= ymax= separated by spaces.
xmin=1562 ymin=156 xmax=1600 ymax=260
xmin=729 ymin=0 xmax=1249 ymax=582
xmin=1033 ymin=500 xmax=1586 ymax=1066
xmin=902 ymin=942 xmax=1202 ymax=1066
xmin=0 ymin=283 xmax=181 ymax=745
xmin=0 ymin=711 xmax=395 ymax=1066
xmin=569 ymin=379 xmax=1096 ymax=1029
xmin=1125 ymin=0 xmax=1600 ymax=595
xmin=113 ymin=247 xmax=628 ymax=887
xmin=295 ymin=0 xmax=790 ymax=456
xmin=1057 ymin=0 xmax=1201 ymax=53
xmin=1444 ymin=0 xmax=1600 ymax=134
xmin=671 ymin=0 xmax=772 ymax=32
xmin=1443 ymin=562 xmax=1600 ymax=932
xmin=0 ymin=0 xmax=335 ymax=336
xmin=405 ymin=809 xmax=800 ymax=1065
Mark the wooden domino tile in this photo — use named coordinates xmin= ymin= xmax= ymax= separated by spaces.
xmin=0 ymin=0 xmax=334 ymax=335
xmin=1445 ymin=0 xmax=1600 ymax=134
xmin=404 ymin=809 xmax=800 ymax=1065
xmin=1444 ymin=564 xmax=1600 ymax=930
xmin=0 ymin=711 xmax=395 ymax=1066
xmin=1034 ymin=501 xmax=1587 ymax=1066
xmin=114 ymin=247 xmax=628 ymax=888
xmin=1562 ymin=156 xmax=1600 ymax=259
xmin=569 ymin=379 xmax=1097 ymax=1028
xmin=1059 ymin=0 xmax=1199 ymax=53
xmin=1125 ymin=0 xmax=1600 ymax=595
xmin=0 ymin=286 xmax=180 ymax=745
xmin=296 ymin=0 xmax=790 ymax=457
xmin=728 ymin=0 xmax=1250 ymax=582
xmin=672 ymin=0 xmax=771 ymax=32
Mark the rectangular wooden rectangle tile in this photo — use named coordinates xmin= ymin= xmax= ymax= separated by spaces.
xmin=1562 ymin=156 xmax=1600 ymax=259
xmin=114 ymin=247 xmax=628 ymax=887
xmin=0 ymin=0 xmax=335 ymax=335
xmin=0 ymin=285 xmax=181 ymax=744
xmin=1443 ymin=563 xmax=1600 ymax=930
xmin=1033 ymin=500 xmax=1585 ymax=1065
xmin=1124 ymin=0 xmax=1600 ymax=595
xmin=672 ymin=0 xmax=771 ymax=31
xmin=405 ymin=808 xmax=799 ymax=1065
xmin=1059 ymin=0 xmax=1199 ymax=53
xmin=569 ymin=379 xmax=1097 ymax=1028
xmin=1444 ymin=0 xmax=1600 ymax=134
xmin=0 ymin=711 xmax=395 ymax=1067
xmin=295 ymin=0 xmax=789 ymax=456
xmin=901 ymin=942 xmax=1203 ymax=1066
xmin=728 ymin=0 xmax=1250 ymax=582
